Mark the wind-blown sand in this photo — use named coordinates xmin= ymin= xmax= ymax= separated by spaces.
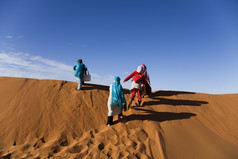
xmin=0 ymin=77 xmax=238 ymax=159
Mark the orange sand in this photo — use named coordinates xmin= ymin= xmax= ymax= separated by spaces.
xmin=0 ymin=77 xmax=238 ymax=159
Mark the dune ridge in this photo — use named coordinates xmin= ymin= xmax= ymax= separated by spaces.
xmin=0 ymin=77 xmax=238 ymax=159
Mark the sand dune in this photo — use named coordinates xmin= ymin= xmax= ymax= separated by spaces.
xmin=0 ymin=77 xmax=238 ymax=159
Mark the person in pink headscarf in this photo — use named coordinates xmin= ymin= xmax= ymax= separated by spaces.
xmin=141 ymin=64 xmax=151 ymax=95
xmin=123 ymin=65 xmax=146 ymax=109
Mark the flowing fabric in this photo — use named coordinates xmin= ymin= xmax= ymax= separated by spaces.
xmin=141 ymin=64 xmax=147 ymax=74
xmin=141 ymin=64 xmax=151 ymax=85
xmin=73 ymin=62 xmax=87 ymax=79
xmin=111 ymin=76 xmax=126 ymax=108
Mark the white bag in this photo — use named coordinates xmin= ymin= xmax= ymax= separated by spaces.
xmin=83 ymin=70 xmax=91 ymax=82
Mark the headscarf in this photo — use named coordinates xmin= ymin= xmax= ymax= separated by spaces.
xmin=141 ymin=64 xmax=150 ymax=85
xmin=137 ymin=66 xmax=143 ymax=73
xmin=141 ymin=64 xmax=147 ymax=74
xmin=111 ymin=76 xmax=126 ymax=107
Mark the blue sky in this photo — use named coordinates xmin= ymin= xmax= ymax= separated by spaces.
xmin=0 ymin=0 xmax=238 ymax=94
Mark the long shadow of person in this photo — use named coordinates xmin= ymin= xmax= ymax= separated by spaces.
xmin=143 ymin=90 xmax=208 ymax=107
xmin=149 ymin=90 xmax=196 ymax=98
xmin=113 ymin=91 xmax=208 ymax=125
xmin=114 ymin=107 xmax=196 ymax=125
xmin=143 ymin=98 xmax=208 ymax=107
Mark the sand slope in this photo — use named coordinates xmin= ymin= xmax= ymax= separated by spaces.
xmin=0 ymin=77 xmax=238 ymax=159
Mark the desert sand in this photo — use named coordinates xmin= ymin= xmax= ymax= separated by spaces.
xmin=0 ymin=77 xmax=238 ymax=159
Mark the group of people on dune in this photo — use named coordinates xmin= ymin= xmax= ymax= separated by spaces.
xmin=73 ymin=59 xmax=151 ymax=127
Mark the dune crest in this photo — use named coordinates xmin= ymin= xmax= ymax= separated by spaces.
xmin=0 ymin=77 xmax=238 ymax=159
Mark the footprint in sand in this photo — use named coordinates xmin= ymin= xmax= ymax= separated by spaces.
xmin=33 ymin=137 xmax=46 ymax=149
xmin=21 ymin=144 xmax=30 ymax=151
xmin=136 ymin=129 xmax=148 ymax=142
xmin=118 ymin=151 xmax=130 ymax=158
xmin=137 ymin=143 xmax=147 ymax=153
xmin=132 ymin=141 xmax=138 ymax=150
xmin=51 ymin=146 xmax=60 ymax=153
xmin=120 ymin=136 xmax=132 ymax=146
xmin=58 ymin=134 xmax=69 ymax=147
xmin=89 ymin=130 xmax=95 ymax=138
xmin=98 ymin=143 xmax=105 ymax=151
xmin=68 ymin=144 xmax=84 ymax=153
xmin=74 ymin=151 xmax=88 ymax=159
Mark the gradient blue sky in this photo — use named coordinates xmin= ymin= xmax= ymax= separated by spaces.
xmin=0 ymin=0 xmax=238 ymax=94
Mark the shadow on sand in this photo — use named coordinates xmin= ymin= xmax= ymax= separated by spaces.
xmin=114 ymin=90 xmax=207 ymax=125
xmin=143 ymin=90 xmax=208 ymax=107
xmin=149 ymin=90 xmax=196 ymax=98
xmin=82 ymin=83 xmax=131 ymax=94
xmin=143 ymin=98 xmax=208 ymax=107
xmin=114 ymin=107 xmax=196 ymax=124
xmin=82 ymin=83 xmax=109 ymax=91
